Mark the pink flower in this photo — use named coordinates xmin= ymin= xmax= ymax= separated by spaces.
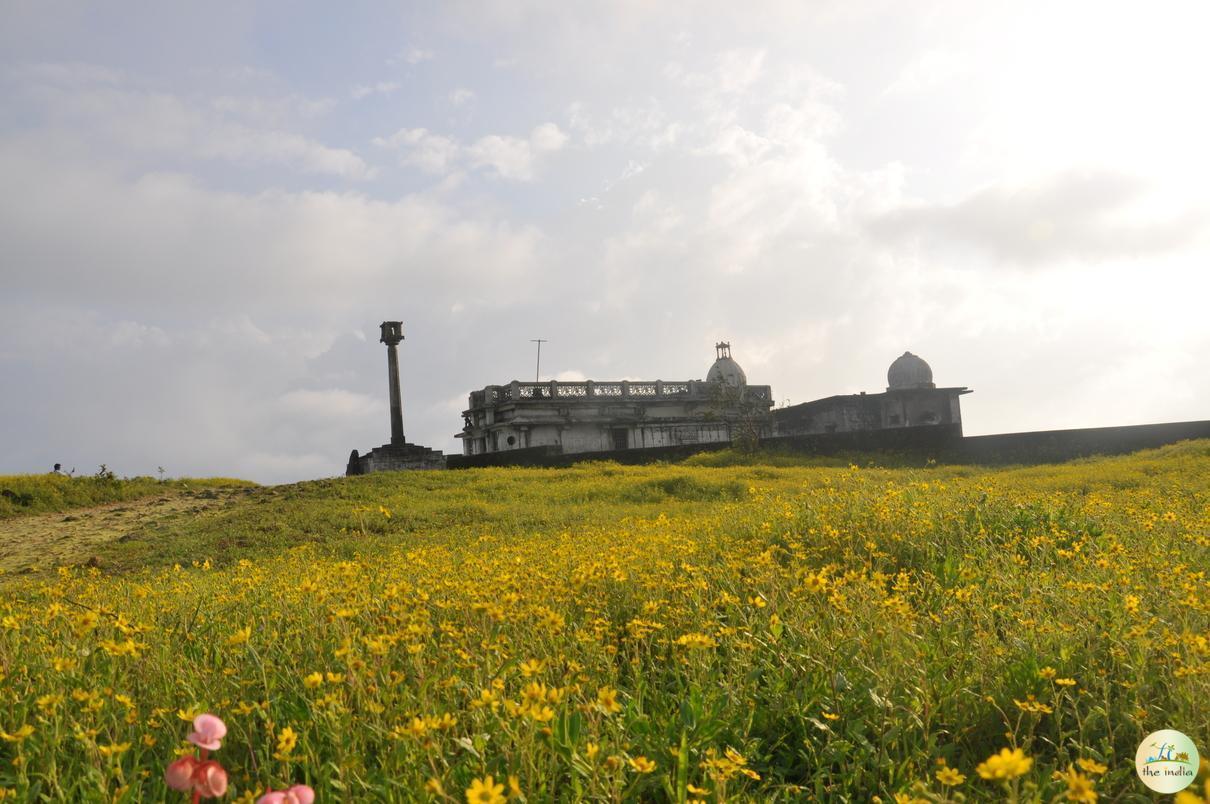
xmin=257 ymin=785 xmax=316 ymax=804
xmin=165 ymin=756 xmax=199 ymax=791
xmin=187 ymin=713 xmax=228 ymax=751
xmin=193 ymin=760 xmax=229 ymax=798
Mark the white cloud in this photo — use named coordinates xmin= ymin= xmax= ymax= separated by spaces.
xmin=374 ymin=127 xmax=461 ymax=173
xmin=375 ymin=122 xmax=568 ymax=181
xmin=17 ymin=66 xmax=371 ymax=179
xmin=884 ymin=49 xmax=963 ymax=96
xmin=868 ymin=170 xmax=1207 ymax=265
xmin=278 ymin=388 xmax=383 ymax=419
xmin=4 ymin=3 xmax=1210 ymax=484
xmin=449 ymin=87 xmax=476 ymax=106
xmin=351 ymin=81 xmax=402 ymax=100
xmin=398 ymin=46 xmax=434 ymax=65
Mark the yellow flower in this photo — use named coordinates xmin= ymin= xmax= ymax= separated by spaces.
xmin=303 ymin=672 xmax=324 ymax=689
xmin=976 ymin=747 xmax=1032 ymax=780
xmin=1055 ymin=678 xmax=1077 ymax=687
xmin=97 ymin=742 xmax=131 ymax=758
xmin=465 ymin=775 xmax=505 ymax=804
xmin=1039 ymin=666 xmax=1057 ymax=679
xmin=1076 ymin=758 xmax=1108 ymax=775
xmin=585 ymin=742 xmax=600 ymax=761
xmin=275 ymin=726 xmax=298 ymax=756
xmin=35 ymin=694 xmax=64 ymax=712
xmin=226 ymin=626 xmax=252 ymax=646
xmin=687 ymin=783 xmax=711 ymax=795
xmin=629 ymin=756 xmax=657 ymax=773
xmin=936 ymin=766 xmax=965 ymax=785
xmin=425 ymin=778 xmax=444 ymax=795
xmin=1174 ymin=779 xmax=1209 ymax=804
xmin=0 ymin=725 xmax=35 ymax=743
xmin=1053 ymin=765 xmax=1097 ymax=802
xmin=675 ymin=633 xmax=718 ymax=649
xmin=596 ymin=686 xmax=622 ymax=715
xmin=528 ymin=704 xmax=555 ymax=722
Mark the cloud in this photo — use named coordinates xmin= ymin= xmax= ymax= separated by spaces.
xmin=394 ymin=46 xmax=434 ymax=65
xmin=14 ymin=64 xmax=371 ymax=179
xmin=884 ymin=49 xmax=963 ymax=96
xmin=867 ymin=170 xmax=1207 ymax=265
xmin=448 ymin=87 xmax=476 ymax=106
xmin=351 ymin=81 xmax=402 ymax=100
xmin=373 ymin=127 xmax=462 ymax=173
xmin=0 ymin=143 xmax=545 ymax=311
xmin=375 ymin=122 xmax=568 ymax=181
xmin=3 ymin=4 xmax=1209 ymax=486
xmin=278 ymin=388 xmax=383 ymax=419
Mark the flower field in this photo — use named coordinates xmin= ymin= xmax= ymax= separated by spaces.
xmin=0 ymin=442 xmax=1207 ymax=802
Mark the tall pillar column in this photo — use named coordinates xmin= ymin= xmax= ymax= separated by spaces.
xmin=380 ymin=321 xmax=405 ymax=445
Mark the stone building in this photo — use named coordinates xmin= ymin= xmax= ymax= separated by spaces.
xmin=345 ymin=326 xmax=971 ymax=472
xmin=455 ymin=343 xmax=773 ymax=457
xmin=346 ymin=321 xmax=445 ymax=474
xmin=771 ymin=351 xmax=971 ymax=437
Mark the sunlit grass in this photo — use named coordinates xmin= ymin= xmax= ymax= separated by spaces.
xmin=0 ymin=442 xmax=1206 ymax=801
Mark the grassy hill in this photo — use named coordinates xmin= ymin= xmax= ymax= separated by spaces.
xmin=0 ymin=472 xmax=254 ymax=521
xmin=0 ymin=443 xmax=1206 ymax=801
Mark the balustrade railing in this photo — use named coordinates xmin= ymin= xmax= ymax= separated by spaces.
xmin=474 ymin=380 xmax=773 ymax=407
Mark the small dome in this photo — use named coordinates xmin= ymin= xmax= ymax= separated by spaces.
xmin=707 ymin=341 xmax=747 ymax=386
xmin=887 ymin=351 xmax=934 ymax=390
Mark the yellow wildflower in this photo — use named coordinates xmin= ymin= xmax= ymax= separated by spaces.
xmin=1076 ymin=758 xmax=1108 ymax=775
xmin=596 ymin=686 xmax=622 ymax=715
xmin=465 ymin=775 xmax=505 ymax=804
xmin=629 ymin=756 xmax=656 ymax=773
xmin=936 ymin=766 xmax=965 ymax=785
xmin=976 ymin=747 xmax=1032 ymax=780
xmin=275 ymin=726 xmax=298 ymax=757
xmin=1052 ymin=765 xmax=1097 ymax=802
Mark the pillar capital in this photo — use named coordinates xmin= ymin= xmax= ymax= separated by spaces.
xmin=380 ymin=321 xmax=404 ymax=347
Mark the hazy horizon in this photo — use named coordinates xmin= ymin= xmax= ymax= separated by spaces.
xmin=2 ymin=1 xmax=1208 ymax=483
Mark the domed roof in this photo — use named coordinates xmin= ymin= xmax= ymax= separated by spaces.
xmin=887 ymin=351 xmax=935 ymax=390
xmin=707 ymin=342 xmax=747 ymax=386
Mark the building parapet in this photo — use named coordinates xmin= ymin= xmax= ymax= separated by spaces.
xmin=469 ymin=380 xmax=772 ymax=409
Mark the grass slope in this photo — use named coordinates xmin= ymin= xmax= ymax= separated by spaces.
xmin=0 ymin=474 xmax=254 ymax=521
xmin=0 ymin=442 xmax=1205 ymax=802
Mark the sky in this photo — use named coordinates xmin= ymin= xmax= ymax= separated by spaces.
xmin=2 ymin=0 xmax=1208 ymax=483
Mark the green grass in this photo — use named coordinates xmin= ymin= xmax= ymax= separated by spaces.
xmin=0 ymin=473 xmax=255 ymax=521
xmin=0 ymin=442 xmax=1205 ymax=801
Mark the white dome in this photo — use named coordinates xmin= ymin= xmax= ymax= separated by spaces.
xmin=707 ymin=342 xmax=747 ymax=386
xmin=887 ymin=351 xmax=935 ymax=390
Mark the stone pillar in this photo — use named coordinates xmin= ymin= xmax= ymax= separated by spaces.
xmin=380 ymin=322 xmax=405 ymax=445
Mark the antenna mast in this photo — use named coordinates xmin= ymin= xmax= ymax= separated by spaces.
xmin=531 ymin=339 xmax=548 ymax=382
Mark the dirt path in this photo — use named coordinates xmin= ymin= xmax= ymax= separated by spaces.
xmin=0 ymin=487 xmax=255 ymax=575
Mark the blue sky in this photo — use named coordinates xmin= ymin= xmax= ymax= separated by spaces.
xmin=2 ymin=1 xmax=1208 ymax=482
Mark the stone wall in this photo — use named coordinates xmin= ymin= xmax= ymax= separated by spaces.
xmin=348 ymin=443 xmax=446 ymax=474
xmin=948 ymin=420 xmax=1210 ymax=464
xmin=445 ymin=420 xmax=1210 ymax=470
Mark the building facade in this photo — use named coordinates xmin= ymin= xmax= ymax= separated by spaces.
xmin=771 ymin=351 xmax=971 ymax=437
xmin=456 ymin=343 xmax=773 ymax=457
